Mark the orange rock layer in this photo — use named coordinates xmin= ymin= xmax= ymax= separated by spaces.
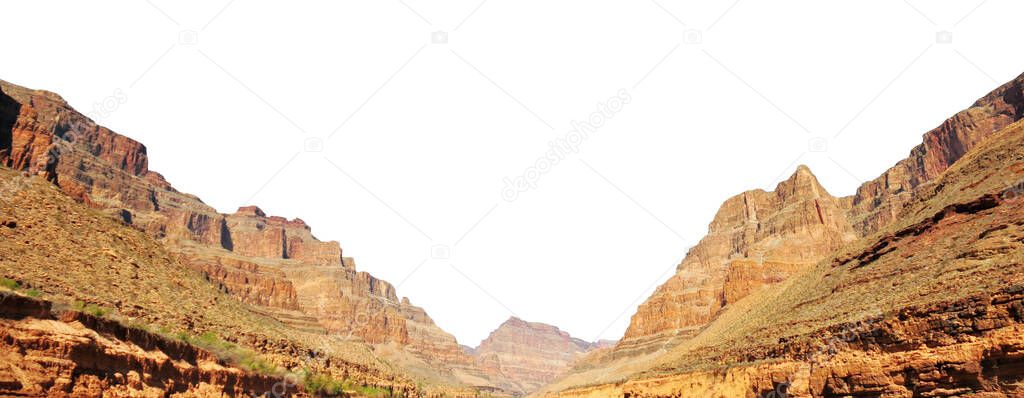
xmin=0 ymin=293 xmax=297 ymax=397
xmin=620 ymin=71 xmax=1024 ymax=356
xmin=0 ymin=78 xmax=500 ymax=393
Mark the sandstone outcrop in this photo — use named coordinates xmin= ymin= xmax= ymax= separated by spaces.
xmin=620 ymin=164 xmax=856 ymax=357
xmin=0 ymin=78 xmax=497 ymax=395
xmin=0 ymin=292 xmax=298 ymax=397
xmin=0 ymin=169 xmax=414 ymax=395
xmin=618 ymin=72 xmax=1024 ymax=359
xmin=540 ymin=73 xmax=1024 ymax=397
xmin=474 ymin=317 xmax=607 ymax=393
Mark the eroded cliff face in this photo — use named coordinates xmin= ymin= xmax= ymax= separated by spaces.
xmin=620 ymin=165 xmax=856 ymax=356
xmin=540 ymin=74 xmax=1024 ymax=397
xmin=848 ymin=73 xmax=1024 ymax=234
xmin=474 ymin=317 xmax=606 ymax=393
xmin=0 ymin=167 xmax=417 ymax=395
xmin=0 ymin=79 xmax=497 ymax=394
xmin=0 ymin=293 xmax=298 ymax=397
xmin=616 ymin=72 xmax=1024 ymax=359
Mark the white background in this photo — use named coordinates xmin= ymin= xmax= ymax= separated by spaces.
xmin=3 ymin=0 xmax=1023 ymax=347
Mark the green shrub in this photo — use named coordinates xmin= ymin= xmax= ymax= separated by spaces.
xmin=175 ymin=331 xmax=193 ymax=344
xmin=238 ymin=353 xmax=277 ymax=374
xmin=83 ymin=304 xmax=109 ymax=317
xmin=355 ymin=385 xmax=391 ymax=397
xmin=0 ymin=278 xmax=19 ymax=290
xmin=70 ymin=301 xmax=110 ymax=317
xmin=178 ymin=331 xmax=279 ymax=376
xmin=302 ymin=372 xmax=349 ymax=396
xmin=301 ymin=373 xmax=392 ymax=398
xmin=0 ymin=278 xmax=43 ymax=298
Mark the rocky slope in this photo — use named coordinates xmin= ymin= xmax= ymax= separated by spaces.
xmin=474 ymin=317 xmax=609 ymax=394
xmin=619 ymin=71 xmax=1024 ymax=358
xmin=537 ymin=73 xmax=1024 ymax=397
xmin=0 ymin=78 xmax=498 ymax=395
xmin=0 ymin=167 xmax=409 ymax=395
xmin=620 ymin=165 xmax=857 ymax=357
xmin=0 ymin=292 xmax=297 ymax=397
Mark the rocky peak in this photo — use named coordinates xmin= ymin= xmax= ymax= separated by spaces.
xmin=618 ymin=71 xmax=1024 ymax=362
xmin=474 ymin=317 xmax=602 ymax=393
xmin=623 ymin=164 xmax=855 ymax=351
xmin=778 ymin=164 xmax=828 ymax=200
xmin=1 ymin=78 xmax=498 ymax=392
xmin=235 ymin=205 xmax=266 ymax=217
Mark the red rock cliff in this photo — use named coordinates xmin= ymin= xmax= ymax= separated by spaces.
xmin=474 ymin=317 xmax=605 ymax=393
xmin=0 ymin=78 xmax=501 ymax=393
xmin=617 ymin=72 xmax=1024 ymax=358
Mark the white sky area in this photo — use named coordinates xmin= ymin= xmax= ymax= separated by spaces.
xmin=3 ymin=1 xmax=1023 ymax=347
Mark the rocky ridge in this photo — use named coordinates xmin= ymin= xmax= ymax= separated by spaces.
xmin=538 ymin=72 xmax=1024 ymax=397
xmin=474 ymin=317 xmax=610 ymax=393
xmin=0 ymin=79 xmax=498 ymax=394
xmin=619 ymin=71 xmax=1024 ymax=358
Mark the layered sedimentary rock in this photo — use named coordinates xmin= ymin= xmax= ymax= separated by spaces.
xmin=0 ymin=78 xmax=496 ymax=394
xmin=540 ymin=73 xmax=1024 ymax=397
xmin=0 ymin=168 xmax=413 ymax=394
xmin=848 ymin=74 xmax=1024 ymax=233
xmin=0 ymin=293 xmax=296 ymax=397
xmin=618 ymin=72 xmax=1024 ymax=358
xmin=474 ymin=317 xmax=604 ymax=393
xmin=620 ymin=165 xmax=856 ymax=356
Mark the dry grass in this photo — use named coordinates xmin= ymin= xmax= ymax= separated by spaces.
xmin=0 ymin=168 xmax=405 ymax=389
xmin=540 ymin=120 xmax=1024 ymax=393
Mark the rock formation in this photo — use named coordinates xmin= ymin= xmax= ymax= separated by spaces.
xmin=473 ymin=317 xmax=608 ymax=393
xmin=0 ymin=167 xmax=412 ymax=395
xmin=618 ymin=71 xmax=1024 ymax=358
xmin=539 ymin=72 xmax=1024 ymax=397
xmin=620 ymin=164 xmax=857 ymax=357
xmin=0 ymin=293 xmax=297 ymax=397
xmin=0 ymin=78 xmax=498 ymax=395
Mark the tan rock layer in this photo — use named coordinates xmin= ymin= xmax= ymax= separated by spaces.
xmin=620 ymin=165 xmax=856 ymax=356
xmin=543 ymin=91 xmax=1024 ymax=397
xmin=618 ymin=71 xmax=1024 ymax=357
xmin=0 ymin=293 xmax=299 ymax=397
xmin=475 ymin=317 xmax=604 ymax=393
xmin=556 ymin=288 xmax=1024 ymax=398
xmin=0 ymin=79 xmax=499 ymax=392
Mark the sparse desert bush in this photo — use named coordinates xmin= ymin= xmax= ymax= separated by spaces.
xmin=300 ymin=370 xmax=393 ymax=397
xmin=303 ymin=372 xmax=346 ymax=396
xmin=73 ymin=302 xmax=110 ymax=317
xmin=0 ymin=278 xmax=42 ymax=298
xmin=178 ymin=330 xmax=280 ymax=375
xmin=0 ymin=278 xmax=18 ymax=290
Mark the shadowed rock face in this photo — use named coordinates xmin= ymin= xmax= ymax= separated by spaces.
xmin=473 ymin=317 xmax=608 ymax=393
xmin=0 ymin=79 xmax=499 ymax=393
xmin=619 ymin=72 xmax=1024 ymax=358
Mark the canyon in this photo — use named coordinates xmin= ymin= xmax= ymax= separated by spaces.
xmin=1 ymin=68 xmax=1023 ymax=397
xmin=0 ymin=78 xmax=604 ymax=396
